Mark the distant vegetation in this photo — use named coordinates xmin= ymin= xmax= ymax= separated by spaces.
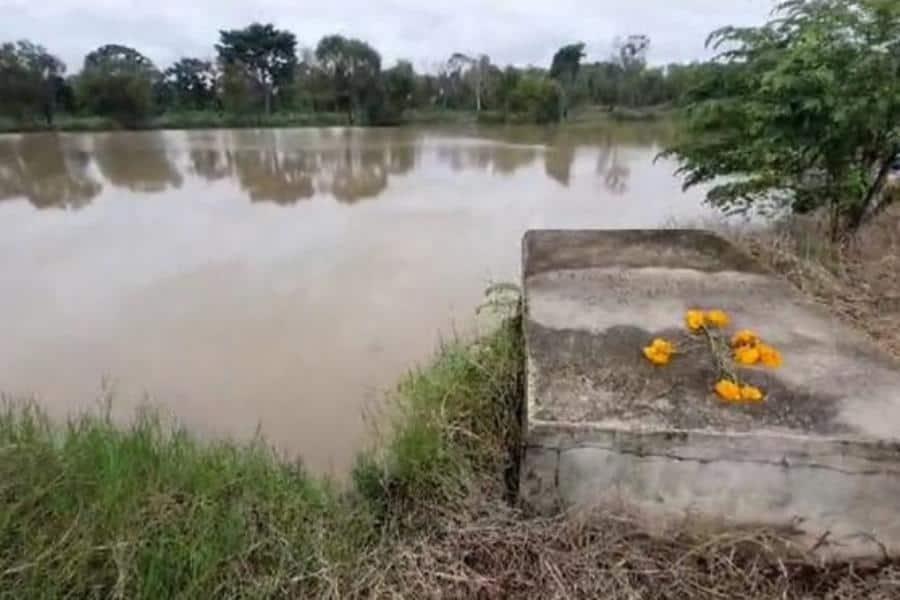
xmin=0 ymin=25 xmax=714 ymax=130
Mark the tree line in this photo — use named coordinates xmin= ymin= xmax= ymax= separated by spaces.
xmin=0 ymin=25 xmax=713 ymax=128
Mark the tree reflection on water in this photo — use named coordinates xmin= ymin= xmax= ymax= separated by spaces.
xmin=0 ymin=123 xmax=673 ymax=210
xmin=0 ymin=134 xmax=101 ymax=210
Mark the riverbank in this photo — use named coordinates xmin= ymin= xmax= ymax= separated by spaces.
xmin=0 ymin=317 xmax=525 ymax=598
xmin=0 ymin=105 xmax=671 ymax=134
xmin=3 ymin=213 xmax=899 ymax=598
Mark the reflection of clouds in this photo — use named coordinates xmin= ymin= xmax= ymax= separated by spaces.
xmin=92 ymin=132 xmax=183 ymax=193
xmin=0 ymin=134 xmax=101 ymax=210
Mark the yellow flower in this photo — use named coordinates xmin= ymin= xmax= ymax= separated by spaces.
xmin=740 ymin=385 xmax=765 ymax=403
xmin=705 ymin=310 xmax=730 ymax=328
xmin=650 ymin=338 xmax=675 ymax=354
xmin=643 ymin=347 xmax=670 ymax=365
xmin=732 ymin=329 xmax=760 ymax=348
xmin=643 ymin=338 xmax=675 ymax=366
xmin=715 ymin=379 xmax=742 ymax=402
xmin=734 ymin=345 xmax=761 ymax=366
xmin=758 ymin=344 xmax=783 ymax=369
xmin=685 ymin=310 xmax=706 ymax=332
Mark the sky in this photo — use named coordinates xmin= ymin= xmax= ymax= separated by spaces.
xmin=1 ymin=0 xmax=775 ymax=73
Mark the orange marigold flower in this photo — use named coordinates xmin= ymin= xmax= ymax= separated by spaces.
xmin=758 ymin=344 xmax=783 ymax=368
xmin=685 ymin=310 xmax=706 ymax=332
xmin=643 ymin=347 xmax=670 ymax=365
xmin=734 ymin=345 xmax=761 ymax=366
xmin=650 ymin=338 xmax=675 ymax=354
xmin=643 ymin=338 xmax=675 ymax=366
xmin=705 ymin=309 xmax=730 ymax=328
xmin=715 ymin=379 xmax=742 ymax=402
xmin=732 ymin=329 xmax=760 ymax=348
xmin=740 ymin=385 xmax=765 ymax=403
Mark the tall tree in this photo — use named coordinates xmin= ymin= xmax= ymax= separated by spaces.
xmin=216 ymin=23 xmax=297 ymax=115
xmin=78 ymin=44 xmax=159 ymax=126
xmin=315 ymin=35 xmax=381 ymax=124
xmin=615 ymin=35 xmax=650 ymax=73
xmin=664 ymin=0 xmax=900 ymax=237
xmin=383 ymin=60 xmax=416 ymax=117
xmin=0 ymin=41 xmax=66 ymax=124
xmin=449 ymin=53 xmax=491 ymax=112
xmin=614 ymin=35 xmax=651 ymax=106
xmin=550 ymin=43 xmax=586 ymax=118
xmin=164 ymin=58 xmax=215 ymax=110
xmin=495 ymin=66 xmax=521 ymax=117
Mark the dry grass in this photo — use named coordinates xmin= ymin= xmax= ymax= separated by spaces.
xmin=354 ymin=506 xmax=900 ymax=599
xmin=729 ymin=202 xmax=900 ymax=360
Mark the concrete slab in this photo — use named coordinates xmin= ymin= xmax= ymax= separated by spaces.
xmin=520 ymin=229 xmax=900 ymax=559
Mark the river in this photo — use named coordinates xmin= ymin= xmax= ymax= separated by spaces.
xmin=0 ymin=124 xmax=716 ymax=473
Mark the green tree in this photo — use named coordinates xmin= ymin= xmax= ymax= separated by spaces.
xmin=495 ymin=67 xmax=521 ymax=117
xmin=315 ymin=35 xmax=382 ymax=124
xmin=216 ymin=23 xmax=297 ymax=115
xmin=164 ymin=58 xmax=215 ymax=110
xmin=77 ymin=44 xmax=158 ymax=126
xmin=219 ymin=63 xmax=254 ymax=114
xmin=292 ymin=48 xmax=333 ymax=112
xmin=0 ymin=41 xmax=66 ymax=124
xmin=549 ymin=43 xmax=585 ymax=118
xmin=509 ymin=75 xmax=562 ymax=124
xmin=383 ymin=60 xmax=416 ymax=118
xmin=614 ymin=35 xmax=650 ymax=106
xmin=664 ymin=0 xmax=900 ymax=237
xmin=449 ymin=53 xmax=491 ymax=112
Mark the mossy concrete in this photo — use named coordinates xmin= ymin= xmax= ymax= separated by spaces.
xmin=520 ymin=229 xmax=900 ymax=559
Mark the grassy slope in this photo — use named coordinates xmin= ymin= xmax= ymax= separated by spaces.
xmin=0 ymin=319 xmax=523 ymax=598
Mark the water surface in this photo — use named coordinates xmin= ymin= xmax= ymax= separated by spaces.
xmin=0 ymin=125 xmax=714 ymax=472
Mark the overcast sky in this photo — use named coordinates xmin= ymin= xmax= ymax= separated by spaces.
xmin=2 ymin=0 xmax=775 ymax=72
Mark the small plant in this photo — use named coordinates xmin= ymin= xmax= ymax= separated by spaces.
xmin=642 ymin=310 xmax=783 ymax=405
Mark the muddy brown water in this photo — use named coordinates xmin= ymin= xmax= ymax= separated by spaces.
xmin=0 ymin=125 xmax=716 ymax=473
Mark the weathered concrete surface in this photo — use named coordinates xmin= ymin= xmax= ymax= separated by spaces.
xmin=521 ymin=229 xmax=900 ymax=559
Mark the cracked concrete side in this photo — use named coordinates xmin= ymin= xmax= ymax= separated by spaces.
xmin=521 ymin=427 xmax=900 ymax=559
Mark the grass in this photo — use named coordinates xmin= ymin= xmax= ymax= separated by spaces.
xmin=4 ymin=208 xmax=900 ymax=597
xmin=0 ymin=317 xmax=524 ymax=598
xmin=0 ymin=405 xmax=365 ymax=598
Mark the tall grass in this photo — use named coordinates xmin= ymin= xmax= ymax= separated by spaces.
xmin=0 ymin=317 xmax=524 ymax=598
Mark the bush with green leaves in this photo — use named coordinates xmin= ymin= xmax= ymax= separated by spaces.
xmin=665 ymin=0 xmax=900 ymax=237
xmin=509 ymin=76 xmax=563 ymax=124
